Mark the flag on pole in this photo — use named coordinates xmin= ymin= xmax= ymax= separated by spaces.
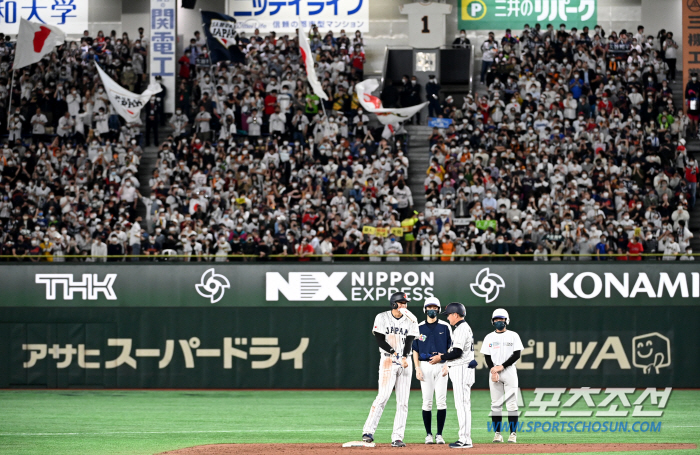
xmin=201 ymin=11 xmax=246 ymax=64
xmin=13 ymin=18 xmax=66 ymax=70
xmin=297 ymin=26 xmax=328 ymax=101
xmin=95 ymin=65 xmax=162 ymax=123
xmin=355 ymin=79 xmax=428 ymax=125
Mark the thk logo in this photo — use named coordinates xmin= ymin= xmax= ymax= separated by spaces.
xmin=35 ymin=274 xmax=117 ymax=300
xmin=195 ymin=268 xmax=230 ymax=304
xmin=266 ymin=272 xmax=347 ymax=301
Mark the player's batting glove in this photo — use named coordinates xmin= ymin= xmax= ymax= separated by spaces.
xmin=391 ymin=352 xmax=402 ymax=366
xmin=467 ymin=360 xmax=478 ymax=369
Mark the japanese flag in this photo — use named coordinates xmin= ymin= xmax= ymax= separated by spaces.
xmin=95 ymin=65 xmax=162 ymax=123
xmin=13 ymin=18 xmax=66 ymax=70
xmin=297 ymin=24 xmax=328 ymax=101
xmin=355 ymin=79 xmax=428 ymax=125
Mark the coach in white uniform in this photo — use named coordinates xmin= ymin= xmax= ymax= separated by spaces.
xmin=412 ymin=297 xmax=452 ymax=444
xmin=362 ymin=292 xmax=420 ymax=448
xmin=428 ymin=302 xmax=477 ymax=449
xmin=481 ymin=308 xmax=524 ymax=443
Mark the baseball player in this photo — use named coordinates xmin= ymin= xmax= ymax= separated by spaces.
xmin=480 ymin=308 xmax=523 ymax=443
xmin=412 ymin=296 xmax=452 ymax=445
xmin=428 ymin=302 xmax=477 ymax=449
xmin=362 ymin=292 xmax=420 ymax=447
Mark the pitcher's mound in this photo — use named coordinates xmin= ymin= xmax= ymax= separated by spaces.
xmin=160 ymin=442 xmax=696 ymax=454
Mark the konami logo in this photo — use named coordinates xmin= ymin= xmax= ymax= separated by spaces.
xmin=550 ymin=272 xmax=700 ymax=299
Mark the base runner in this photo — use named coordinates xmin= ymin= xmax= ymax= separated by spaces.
xmin=428 ymin=302 xmax=477 ymax=449
xmin=412 ymin=296 xmax=452 ymax=445
xmin=480 ymin=308 xmax=523 ymax=443
xmin=362 ymin=292 xmax=419 ymax=447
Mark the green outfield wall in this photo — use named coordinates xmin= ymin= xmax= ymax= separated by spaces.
xmin=1 ymin=263 xmax=697 ymax=388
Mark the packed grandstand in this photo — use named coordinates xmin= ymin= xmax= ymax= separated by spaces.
xmin=0 ymin=22 xmax=697 ymax=261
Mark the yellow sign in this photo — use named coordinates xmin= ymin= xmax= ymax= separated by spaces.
xmin=362 ymin=226 xmax=377 ymax=235
xmin=391 ymin=227 xmax=404 ymax=237
xmin=236 ymin=198 xmax=247 ymax=205
xmin=376 ymin=228 xmax=389 ymax=237
xmin=461 ymin=0 xmax=487 ymax=20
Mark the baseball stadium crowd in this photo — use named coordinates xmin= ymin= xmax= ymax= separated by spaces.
xmin=0 ymin=28 xmax=154 ymax=261
xmin=0 ymin=21 xmax=697 ymax=261
xmin=420 ymin=23 xmax=697 ymax=261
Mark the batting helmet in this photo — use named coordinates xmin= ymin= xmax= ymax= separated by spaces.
xmin=442 ymin=302 xmax=466 ymax=317
xmin=390 ymin=291 xmax=410 ymax=310
xmin=492 ymin=308 xmax=510 ymax=325
xmin=423 ymin=296 xmax=441 ymax=313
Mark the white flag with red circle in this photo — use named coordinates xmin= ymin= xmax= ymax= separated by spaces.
xmin=355 ymin=79 xmax=428 ymax=125
xmin=13 ymin=18 xmax=66 ymax=70
xmin=297 ymin=27 xmax=328 ymax=101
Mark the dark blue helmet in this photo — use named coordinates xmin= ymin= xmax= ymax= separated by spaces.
xmin=442 ymin=302 xmax=466 ymax=317
xmin=390 ymin=291 xmax=410 ymax=309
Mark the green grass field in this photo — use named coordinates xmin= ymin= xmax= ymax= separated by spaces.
xmin=1 ymin=389 xmax=698 ymax=455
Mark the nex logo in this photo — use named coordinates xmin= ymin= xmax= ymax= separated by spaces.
xmin=266 ymin=272 xmax=347 ymax=301
xmin=35 ymin=274 xmax=118 ymax=300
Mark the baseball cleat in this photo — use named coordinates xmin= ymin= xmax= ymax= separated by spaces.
xmin=425 ymin=433 xmax=434 ymax=444
xmin=435 ymin=434 xmax=446 ymax=444
xmin=449 ymin=441 xmax=473 ymax=449
xmin=362 ymin=433 xmax=373 ymax=443
xmin=508 ymin=432 xmax=517 ymax=443
xmin=493 ymin=432 xmax=503 ymax=443
xmin=391 ymin=440 xmax=406 ymax=447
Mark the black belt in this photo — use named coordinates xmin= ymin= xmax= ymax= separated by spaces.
xmin=383 ymin=352 xmax=412 ymax=357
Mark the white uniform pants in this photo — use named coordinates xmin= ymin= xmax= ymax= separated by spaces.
xmin=489 ymin=367 xmax=519 ymax=417
xmin=419 ymin=361 xmax=448 ymax=411
xmin=448 ymin=364 xmax=475 ymax=444
xmin=363 ymin=355 xmax=413 ymax=441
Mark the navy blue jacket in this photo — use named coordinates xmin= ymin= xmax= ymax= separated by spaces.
xmin=412 ymin=320 xmax=452 ymax=362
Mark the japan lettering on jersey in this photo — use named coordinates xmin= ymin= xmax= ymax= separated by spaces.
xmin=480 ymin=330 xmax=525 ymax=368
xmin=372 ymin=311 xmax=420 ymax=354
xmin=447 ymin=321 xmax=475 ymax=366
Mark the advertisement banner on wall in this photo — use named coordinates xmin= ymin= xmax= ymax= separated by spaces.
xmin=458 ymin=0 xmax=596 ymax=31
xmin=226 ymin=0 xmax=369 ymax=33
xmin=0 ymin=306 xmax=694 ymax=388
xmin=683 ymin=0 xmax=700 ymax=92
xmin=3 ymin=264 xmax=700 ymax=308
xmin=150 ymin=0 xmax=176 ymax=114
xmin=0 ymin=0 xmax=89 ymax=35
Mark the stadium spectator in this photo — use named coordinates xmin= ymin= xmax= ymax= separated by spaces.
xmin=1 ymin=20 xmax=695 ymax=263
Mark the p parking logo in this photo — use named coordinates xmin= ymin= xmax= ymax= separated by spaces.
xmin=461 ymin=0 xmax=487 ymax=20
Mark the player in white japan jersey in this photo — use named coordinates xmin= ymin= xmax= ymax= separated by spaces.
xmin=362 ymin=292 xmax=419 ymax=447
xmin=480 ymin=308 xmax=524 ymax=444
xmin=428 ymin=302 xmax=477 ymax=449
